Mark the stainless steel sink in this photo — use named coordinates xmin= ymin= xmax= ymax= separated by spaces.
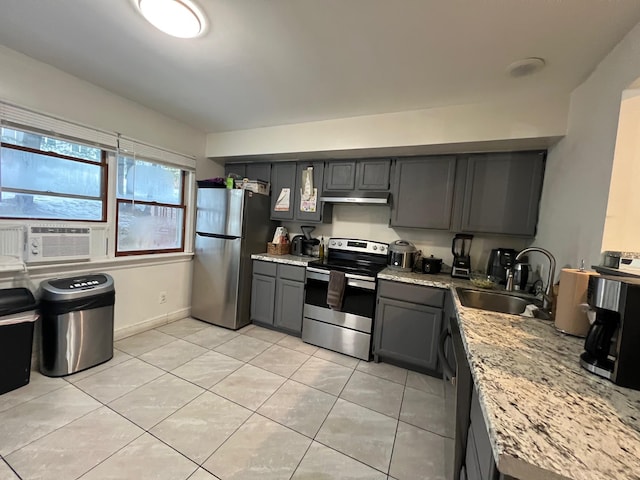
xmin=456 ymin=287 xmax=549 ymax=319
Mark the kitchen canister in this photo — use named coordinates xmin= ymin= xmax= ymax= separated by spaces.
xmin=554 ymin=268 xmax=599 ymax=337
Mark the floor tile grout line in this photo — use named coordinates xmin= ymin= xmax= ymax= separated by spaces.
xmin=2 ymin=452 xmax=24 ymax=480
xmin=1 ymin=398 xmax=106 ymax=469
xmin=0 ymin=377 xmax=68 ymax=415
xmin=386 ymin=384 xmax=407 ymax=476
xmin=309 ymin=437 xmax=393 ymax=477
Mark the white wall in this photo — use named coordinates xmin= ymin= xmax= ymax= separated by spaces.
xmin=536 ymin=22 xmax=640 ymax=274
xmin=206 ymin=95 xmax=568 ymax=159
xmin=0 ymin=45 xmax=221 ymax=336
xmin=602 ymin=89 xmax=640 ymax=252
xmin=283 ymin=205 xmax=528 ymax=272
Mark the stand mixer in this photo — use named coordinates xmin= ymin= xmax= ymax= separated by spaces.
xmin=451 ymin=234 xmax=473 ymax=279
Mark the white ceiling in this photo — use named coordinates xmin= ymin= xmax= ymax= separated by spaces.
xmin=2 ymin=0 xmax=640 ymax=134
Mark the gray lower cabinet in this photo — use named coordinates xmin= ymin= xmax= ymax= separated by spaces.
xmin=391 ymin=156 xmax=457 ymax=229
xmin=373 ymin=280 xmax=445 ymax=371
xmin=250 ymin=273 xmax=276 ymax=325
xmin=464 ymin=386 xmax=500 ymax=480
xmin=250 ymin=260 xmax=306 ymax=335
xmin=458 ymin=151 xmax=545 ymax=236
xmin=274 ymin=278 xmax=305 ymax=333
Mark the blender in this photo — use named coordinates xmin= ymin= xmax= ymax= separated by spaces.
xmin=451 ymin=234 xmax=473 ymax=279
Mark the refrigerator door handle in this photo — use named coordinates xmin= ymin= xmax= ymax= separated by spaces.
xmin=195 ymin=231 xmax=240 ymax=240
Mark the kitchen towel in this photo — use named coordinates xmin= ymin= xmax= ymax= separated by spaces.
xmin=326 ymin=270 xmax=346 ymax=310
xmin=555 ymin=268 xmax=599 ymax=337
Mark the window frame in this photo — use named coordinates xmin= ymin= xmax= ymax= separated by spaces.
xmin=114 ymin=160 xmax=187 ymax=257
xmin=0 ymin=132 xmax=108 ymax=222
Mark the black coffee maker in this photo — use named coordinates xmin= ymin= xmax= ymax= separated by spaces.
xmin=486 ymin=248 xmax=517 ymax=285
xmin=580 ymin=275 xmax=640 ymax=391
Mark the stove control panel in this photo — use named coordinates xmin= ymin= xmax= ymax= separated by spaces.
xmin=327 ymin=238 xmax=388 ymax=255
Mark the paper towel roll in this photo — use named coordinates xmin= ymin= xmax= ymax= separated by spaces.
xmin=554 ymin=269 xmax=599 ymax=337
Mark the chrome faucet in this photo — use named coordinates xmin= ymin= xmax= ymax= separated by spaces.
xmin=515 ymin=247 xmax=556 ymax=311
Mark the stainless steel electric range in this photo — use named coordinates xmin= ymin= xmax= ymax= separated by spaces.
xmin=302 ymin=238 xmax=388 ymax=360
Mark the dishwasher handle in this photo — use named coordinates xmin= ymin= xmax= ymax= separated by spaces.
xmin=438 ymin=328 xmax=456 ymax=385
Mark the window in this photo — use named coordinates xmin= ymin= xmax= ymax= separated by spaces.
xmin=116 ymin=156 xmax=186 ymax=255
xmin=0 ymin=127 xmax=107 ymax=221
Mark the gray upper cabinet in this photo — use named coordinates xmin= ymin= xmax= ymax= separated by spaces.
xmin=325 ymin=161 xmax=356 ymax=191
xmin=356 ymin=159 xmax=391 ymax=190
xmin=225 ymin=163 xmax=271 ymax=183
xmin=294 ymin=161 xmax=327 ymax=223
xmin=270 ymin=162 xmax=297 ymax=221
xmin=323 ymin=159 xmax=391 ymax=192
xmin=224 ymin=163 xmax=246 ymax=178
xmin=270 ymin=161 xmax=330 ymax=223
xmin=391 ymin=156 xmax=457 ymax=229
xmin=459 ymin=151 xmax=545 ymax=236
xmin=246 ymin=163 xmax=271 ymax=183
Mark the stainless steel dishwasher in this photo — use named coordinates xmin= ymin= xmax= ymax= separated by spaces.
xmin=39 ymin=273 xmax=115 ymax=377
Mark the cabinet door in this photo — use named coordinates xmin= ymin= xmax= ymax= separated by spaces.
xmin=373 ymin=297 xmax=443 ymax=370
xmin=251 ymin=273 xmax=276 ymax=325
xmin=270 ymin=162 xmax=297 ymax=221
xmin=274 ymin=278 xmax=305 ymax=334
xmin=225 ymin=163 xmax=246 ymax=178
xmin=460 ymin=151 xmax=545 ymax=236
xmin=246 ymin=163 xmax=271 ymax=183
xmin=356 ymin=159 xmax=391 ymax=190
xmin=294 ymin=161 xmax=326 ymax=222
xmin=325 ymin=161 xmax=356 ymax=191
xmin=391 ymin=156 xmax=456 ymax=229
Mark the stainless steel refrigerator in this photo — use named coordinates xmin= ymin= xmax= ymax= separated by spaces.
xmin=191 ymin=188 xmax=274 ymax=329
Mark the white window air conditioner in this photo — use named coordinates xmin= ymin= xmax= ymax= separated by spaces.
xmin=25 ymin=226 xmax=91 ymax=264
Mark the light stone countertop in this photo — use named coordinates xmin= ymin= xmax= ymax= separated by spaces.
xmin=251 ymin=253 xmax=321 ymax=267
xmin=380 ymin=269 xmax=640 ymax=480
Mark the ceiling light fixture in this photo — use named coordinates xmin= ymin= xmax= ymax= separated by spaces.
xmin=506 ymin=57 xmax=546 ymax=78
xmin=137 ymin=0 xmax=207 ymax=38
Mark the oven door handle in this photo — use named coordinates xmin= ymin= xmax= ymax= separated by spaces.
xmin=306 ymin=267 xmax=376 ymax=290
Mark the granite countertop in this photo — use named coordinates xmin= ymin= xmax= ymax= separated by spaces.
xmin=251 ymin=253 xmax=321 ymax=266
xmin=381 ymin=269 xmax=640 ymax=480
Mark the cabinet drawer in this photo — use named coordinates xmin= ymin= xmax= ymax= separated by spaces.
xmin=377 ymin=280 xmax=445 ymax=308
xmin=253 ymin=260 xmax=277 ymax=277
xmin=277 ymin=264 xmax=306 ymax=282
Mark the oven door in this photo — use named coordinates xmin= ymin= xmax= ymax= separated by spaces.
xmin=302 ymin=267 xmax=377 ymax=360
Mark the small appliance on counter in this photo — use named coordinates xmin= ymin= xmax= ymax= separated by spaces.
xmin=580 ymin=274 xmax=640 ymax=390
xmin=451 ymin=234 xmax=473 ymax=279
xmin=388 ymin=240 xmax=418 ymax=272
xmin=486 ymin=248 xmax=518 ymax=285
xmin=292 ymin=225 xmax=320 ymax=256
xmin=512 ymin=262 xmax=530 ymax=291
xmin=421 ymin=255 xmax=443 ymax=274
xmin=555 ymin=268 xmax=598 ymax=337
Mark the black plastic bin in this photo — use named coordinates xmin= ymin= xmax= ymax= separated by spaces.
xmin=0 ymin=288 xmax=38 ymax=395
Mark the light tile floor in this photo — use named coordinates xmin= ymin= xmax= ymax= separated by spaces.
xmin=0 ymin=319 xmax=449 ymax=480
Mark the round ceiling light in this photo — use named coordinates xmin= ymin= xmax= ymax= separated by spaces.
xmin=137 ymin=0 xmax=207 ymax=38
xmin=506 ymin=57 xmax=546 ymax=78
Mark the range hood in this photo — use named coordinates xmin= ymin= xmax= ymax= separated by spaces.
xmin=319 ymin=191 xmax=390 ymax=205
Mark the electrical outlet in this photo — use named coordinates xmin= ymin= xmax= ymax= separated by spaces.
xmin=159 ymin=291 xmax=167 ymax=304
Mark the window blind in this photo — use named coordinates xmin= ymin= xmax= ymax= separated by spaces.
xmin=0 ymin=101 xmax=118 ymax=150
xmin=117 ymin=137 xmax=196 ymax=171
xmin=0 ymin=101 xmax=197 ymax=170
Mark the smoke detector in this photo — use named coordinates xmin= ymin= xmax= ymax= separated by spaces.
xmin=506 ymin=57 xmax=546 ymax=78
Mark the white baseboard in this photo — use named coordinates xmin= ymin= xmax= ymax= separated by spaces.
xmin=114 ymin=308 xmax=190 ymax=341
